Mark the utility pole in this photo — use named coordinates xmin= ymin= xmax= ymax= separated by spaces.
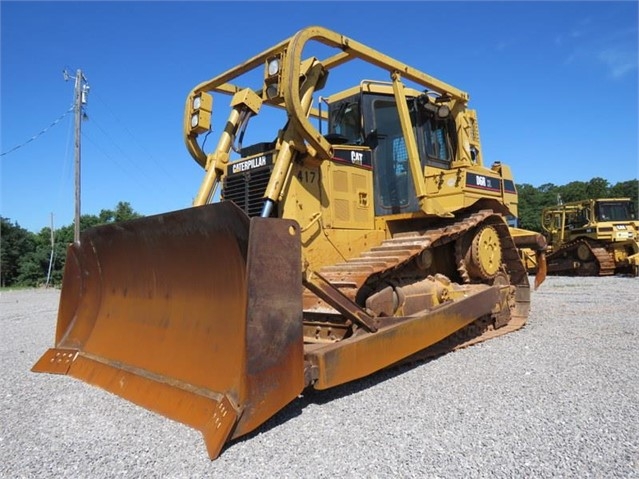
xmin=45 ymin=213 xmax=55 ymax=288
xmin=64 ymin=69 xmax=89 ymax=243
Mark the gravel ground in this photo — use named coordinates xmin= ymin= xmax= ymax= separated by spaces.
xmin=1 ymin=276 xmax=638 ymax=478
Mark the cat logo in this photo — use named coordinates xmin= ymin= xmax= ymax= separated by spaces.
xmin=331 ymin=148 xmax=372 ymax=168
xmin=351 ymin=151 xmax=363 ymax=165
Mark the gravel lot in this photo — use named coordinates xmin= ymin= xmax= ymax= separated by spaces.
xmin=1 ymin=276 xmax=638 ymax=478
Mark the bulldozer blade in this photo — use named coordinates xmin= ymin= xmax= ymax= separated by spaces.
xmin=534 ymin=251 xmax=547 ymax=290
xmin=32 ymin=201 xmax=304 ymax=459
xmin=509 ymin=228 xmax=547 ymax=290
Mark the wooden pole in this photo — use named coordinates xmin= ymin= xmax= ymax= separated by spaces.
xmin=45 ymin=213 xmax=55 ymax=287
xmin=74 ymin=69 xmax=82 ymax=244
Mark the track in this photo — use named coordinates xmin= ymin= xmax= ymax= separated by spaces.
xmin=547 ymin=238 xmax=616 ymax=276
xmin=303 ymin=210 xmax=530 ymax=355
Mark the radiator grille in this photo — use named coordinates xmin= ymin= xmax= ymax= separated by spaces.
xmin=223 ymin=166 xmax=272 ymax=217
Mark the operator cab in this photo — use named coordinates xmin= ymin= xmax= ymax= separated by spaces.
xmin=326 ymin=87 xmax=457 ymax=216
xmin=595 ymin=200 xmax=636 ymax=222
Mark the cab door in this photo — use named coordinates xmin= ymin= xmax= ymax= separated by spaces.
xmin=362 ymin=94 xmax=420 ymax=216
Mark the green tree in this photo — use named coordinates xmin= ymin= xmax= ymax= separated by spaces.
xmin=2 ymin=202 xmax=144 ymax=288
xmin=98 ymin=202 xmax=142 ymax=224
xmin=609 ymin=180 xmax=639 ymax=211
xmin=516 ymin=184 xmax=541 ymax=230
xmin=12 ymin=224 xmax=68 ymax=287
xmin=584 ymin=177 xmax=610 ymax=200
xmin=16 ymin=247 xmax=52 ymax=287
xmin=0 ymin=218 xmax=35 ymax=287
xmin=559 ymin=181 xmax=588 ymax=203
xmin=516 ymin=183 xmax=560 ymax=231
xmin=79 ymin=214 xmax=103 ymax=231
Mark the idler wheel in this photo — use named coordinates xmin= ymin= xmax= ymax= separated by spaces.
xmin=466 ymin=225 xmax=502 ymax=280
xmin=576 ymin=242 xmax=592 ymax=261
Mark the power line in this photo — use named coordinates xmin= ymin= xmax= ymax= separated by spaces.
xmin=81 ymin=129 xmax=144 ymax=182
xmin=0 ymin=106 xmax=74 ymax=157
xmin=55 ymin=110 xmax=75 ymax=210
xmin=89 ymin=115 xmax=148 ymax=173
xmin=92 ymin=91 xmax=175 ymax=181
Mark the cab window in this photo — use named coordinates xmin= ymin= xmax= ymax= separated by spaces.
xmin=327 ymin=99 xmax=363 ymax=145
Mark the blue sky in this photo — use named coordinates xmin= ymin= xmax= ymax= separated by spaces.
xmin=2 ymin=1 xmax=638 ymax=232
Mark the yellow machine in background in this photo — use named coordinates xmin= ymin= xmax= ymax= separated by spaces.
xmin=538 ymin=198 xmax=639 ymax=276
xmin=33 ymin=26 xmax=545 ymax=460
xmin=510 ymin=226 xmax=548 ymax=279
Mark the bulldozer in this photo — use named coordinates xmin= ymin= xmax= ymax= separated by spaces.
xmin=537 ymin=198 xmax=639 ymax=276
xmin=32 ymin=26 xmax=546 ymax=460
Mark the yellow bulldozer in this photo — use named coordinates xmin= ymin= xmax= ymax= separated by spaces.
xmin=537 ymin=198 xmax=639 ymax=276
xmin=33 ymin=26 xmax=546 ymax=460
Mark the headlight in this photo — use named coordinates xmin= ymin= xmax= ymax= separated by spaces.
xmin=267 ymin=58 xmax=280 ymax=76
xmin=266 ymin=83 xmax=279 ymax=99
xmin=191 ymin=113 xmax=199 ymax=128
xmin=437 ymin=105 xmax=450 ymax=118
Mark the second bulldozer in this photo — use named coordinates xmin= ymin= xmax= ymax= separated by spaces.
xmin=538 ymin=198 xmax=639 ymax=276
xmin=32 ymin=26 xmax=545 ymax=460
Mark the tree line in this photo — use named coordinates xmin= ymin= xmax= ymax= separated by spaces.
xmin=1 ymin=178 xmax=637 ymax=288
xmin=1 ymin=201 xmax=141 ymax=287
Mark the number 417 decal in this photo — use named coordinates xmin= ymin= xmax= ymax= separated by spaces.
xmin=297 ymin=170 xmax=317 ymax=183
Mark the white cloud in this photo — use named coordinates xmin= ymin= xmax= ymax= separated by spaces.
xmin=559 ymin=19 xmax=638 ymax=80
xmin=597 ymin=47 xmax=637 ymax=79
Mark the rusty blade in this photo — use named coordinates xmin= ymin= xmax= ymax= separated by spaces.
xmin=32 ymin=201 xmax=304 ymax=459
xmin=56 ymin=201 xmax=249 ymax=395
xmin=235 ymin=217 xmax=304 ymax=437
xmin=535 ymin=251 xmax=547 ymax=290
